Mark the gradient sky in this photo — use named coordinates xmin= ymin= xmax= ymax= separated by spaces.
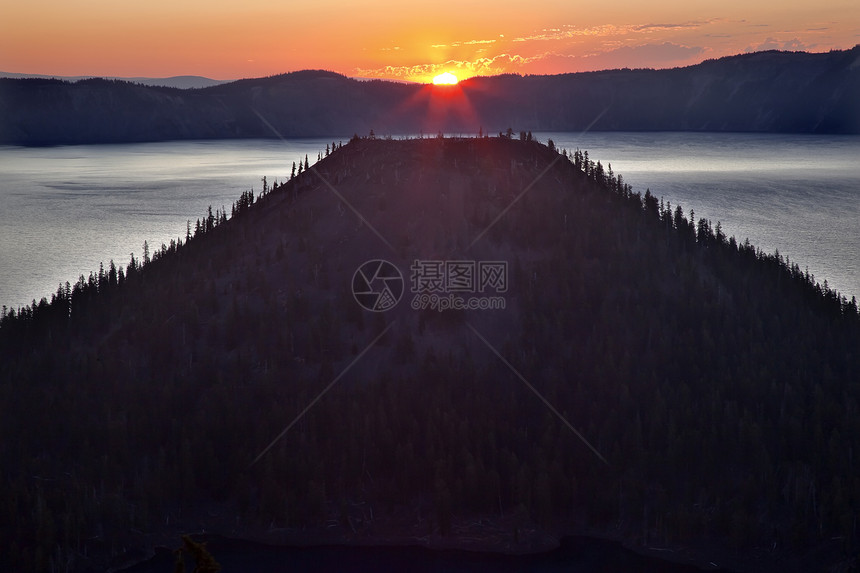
xmin=2 ymin=0 xmax=858 ymax=83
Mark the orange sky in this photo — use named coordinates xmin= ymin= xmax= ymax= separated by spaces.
xmin=1 ymin=0 xmax=858 ymax=82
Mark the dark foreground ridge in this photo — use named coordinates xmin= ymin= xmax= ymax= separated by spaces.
xmin=1 ymin=47 xmax=859 ymax=144
xmin=1 ymin=136 xmax=859 ymax=572
xmin=120 ymin=534 xmax=729 ymax=573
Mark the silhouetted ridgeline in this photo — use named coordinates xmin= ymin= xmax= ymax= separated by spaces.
xmin=1 ymin=136 xmax=859 ymax=572
xmin=0 ymin=71 xmax=229 ymax=89
xmin=1 ymin=47 xmax=859 ymax=145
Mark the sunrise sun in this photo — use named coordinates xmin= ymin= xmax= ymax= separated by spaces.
xmin=432 ymin=72 xmax=459 ymax=85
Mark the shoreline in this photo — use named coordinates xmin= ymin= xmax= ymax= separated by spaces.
xmin=113 ymin=512 xmax=748 ymax=573
xmin=118 ymin=533 xmax=731 ymax=573
xmin=112 ymin=507 xmax=857 ymax=573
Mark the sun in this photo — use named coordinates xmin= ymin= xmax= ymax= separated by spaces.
xmin=432 ymin=72 xmax=459 ymax=85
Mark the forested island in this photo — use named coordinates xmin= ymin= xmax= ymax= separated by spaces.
xmin=1 ymin=46 xmax=859 ymax=145
xmin=1 ymin=135 xmax=859 ymax=572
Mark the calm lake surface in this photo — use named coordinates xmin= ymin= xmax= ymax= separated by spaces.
xmin=0 ymin=139 xmax=338 ymax=311
xmin=1 ymin=133 xmax=858 ymax=311
xmin=541 ymin=131 xmax=860 ymax=301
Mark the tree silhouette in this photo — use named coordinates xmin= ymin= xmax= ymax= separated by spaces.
xmin=173 ymin=536 xmax=220 ymax=573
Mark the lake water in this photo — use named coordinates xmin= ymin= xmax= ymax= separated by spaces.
xmin=1 ymin=133 xmax=859 ymax=311
xmin=0 ymin=139 xmax=340 ymax=311
xmin=540 ymin=132 xmax=860 ymax=301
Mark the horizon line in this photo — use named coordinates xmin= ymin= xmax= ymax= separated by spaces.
xmin=3 ymin=45 xmax=856 ymax=87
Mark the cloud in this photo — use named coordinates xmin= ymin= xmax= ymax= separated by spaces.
xmin=782 ymin=38 xmax=811 ymax=50
xmin=753 ymin=37 xmax=783 ymax=50
xmin=746 ymin=37 xmax=815 ymax=52
xmin=513 ymin=24 xmax=626 ymax=43
xmin=449 ymin=39 xmax=497 ymax=48
xmin=517 ymin=42 xmax=706 ymax=75
xmin=633 ymin=20 xmax=717 ymax=32
xmin=354 ymin=53 xmax=532 ymax=82
xmin=512 ymin=20 xmax=717 ymax=43
xmin=355 ymin=41 xmax=710 ymax=81
xmin=356 ymin=19 xmax=726 ymax=82
xmin=577 ymin=42 xmax=705 ymax=70
xmin=432 ymin=38 xmax=497 ymax=49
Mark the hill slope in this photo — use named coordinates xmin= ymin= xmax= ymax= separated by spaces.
xmin=1 ymin=47 xmax=859 ymax=144
xmin=0 ymin=72 xmax=228 ymax=89
xmin=1 ymin=136 xmax=859 ymax=572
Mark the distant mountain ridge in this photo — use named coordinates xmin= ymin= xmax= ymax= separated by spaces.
xmin=1 ymin=47 xmax=858 ymax=144
xmin=0 ymin=72 xmax=229 ymax=89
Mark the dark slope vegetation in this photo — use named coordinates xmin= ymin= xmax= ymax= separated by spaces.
xmin=1 ymin=136 xmax=860 ymax=572
xmin=2 ymin=47 xmax=859 ymax=145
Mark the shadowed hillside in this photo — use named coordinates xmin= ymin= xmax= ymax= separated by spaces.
xmin=1 ymin=47 xmax=859 ymax=145
xmin=1 ymin=136 xmax=859 ymax=572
